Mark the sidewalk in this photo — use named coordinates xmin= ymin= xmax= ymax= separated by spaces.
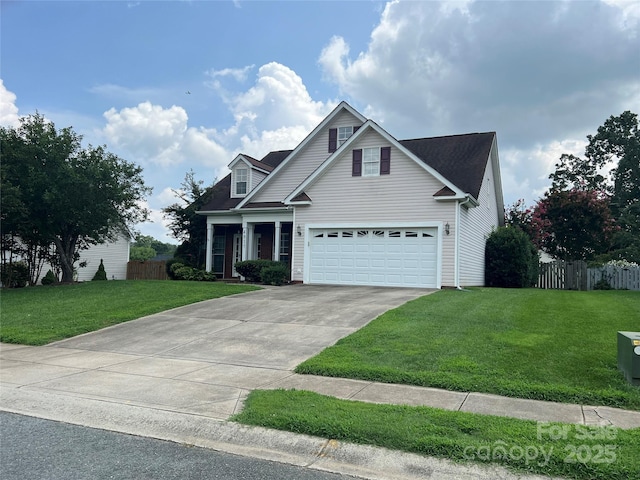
xmin=2 ymin=341 xmax=639 ymax=480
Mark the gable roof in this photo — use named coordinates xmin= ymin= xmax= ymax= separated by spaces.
xmin=234 ymin=101 xmax=367 ymax=209
xmin=284 ymin=120 xmax=486 ymax=204
xmin=399 ymin=132 xmax=495 ymax=200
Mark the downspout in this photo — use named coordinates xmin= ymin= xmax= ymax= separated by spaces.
xmin=454 ymin=200 xmax=461 ymax=289
xmin=455 ymin=195 xmax=476 ymax=290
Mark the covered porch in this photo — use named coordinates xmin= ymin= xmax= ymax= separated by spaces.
xmin=204 ymin=210 xmax=294 ymax=280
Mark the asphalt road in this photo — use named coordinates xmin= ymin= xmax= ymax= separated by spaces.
xmin=0 ymin=412 xmax=355 ymax=480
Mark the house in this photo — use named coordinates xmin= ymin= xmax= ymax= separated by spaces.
xmin=1 ymin=234 xmax=130 ymax=284
xmin=73 ymin=234 xmax=130 ymax=281
xmin=197 ymin=102 xmax=504 ymax=288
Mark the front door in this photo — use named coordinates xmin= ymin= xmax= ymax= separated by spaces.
xmin=232 ymin=233 xmax=242 ymax=277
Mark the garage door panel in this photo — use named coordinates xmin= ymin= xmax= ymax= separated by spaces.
xmin=309 ymin=228 xmax=438 ymax=288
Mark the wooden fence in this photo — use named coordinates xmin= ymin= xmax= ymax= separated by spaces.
xmin=126 ymin=260 xmax=168 ymax=280
xmin=537 ymin=261 xmax=640 ymax=291
xmin=537 ymin=260 xmax=587 ymax=290
xmin=587 ymin=265 xmax=640 ymax=291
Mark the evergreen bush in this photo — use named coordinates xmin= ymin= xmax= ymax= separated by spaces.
xmin=0 ymin=261 xmax=29 ymax=288
xmin=166 ymin=257 xmax=187 ymax=279
xmin=260 ymin=263 xmax=289 ymax=286
xmin=41 ymin=269 xmax=57 ymax=286
xmin=234 ymin=260 xmax=278 ymax=282
xmin=485 ymin=227 xmax=539 ymax=288
xmin=92 ymin=259 xmax=108 ymax=281
xmin=169 ymin=262 xmax=216 ymax=281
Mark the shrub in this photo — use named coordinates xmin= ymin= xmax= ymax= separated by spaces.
xmin=485 ymin=227 xmax=539 ymax=288
xmin=234 ymin=260 xmax=278 ymax=282
xmin=41 ymin=269 xmax=57 ymax=286
xmin=593 ymin=279 xmax=612 ymax=290
xmin=91 ymin=259 xmax=108 ymax=281
xmin=166 ymin=257 xmax=187 ymax=279
xmin=261 ymin=263 xmax=289 ymax=286
xmin=170 ymin=262 xmax=216 ymax=281
xmin=0 ymin=261 xmax=29 ymax=288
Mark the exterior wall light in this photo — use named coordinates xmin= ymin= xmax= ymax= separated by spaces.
xmin=297 ymin=225 xmax=302 ymax=236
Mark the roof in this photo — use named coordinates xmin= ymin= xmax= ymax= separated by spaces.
xmin=260 ymin=150 xmax=292 ymax=169
xmin=199 ymin=150 xmax=294 ymax=212
xmin=399 ymin=132 xmax=495 ymax=199
xmin=198 ymin=174 xmax=243 ymax=212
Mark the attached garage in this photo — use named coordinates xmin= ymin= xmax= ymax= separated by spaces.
xmin=307 ymin=227 xmax=439 ymax=288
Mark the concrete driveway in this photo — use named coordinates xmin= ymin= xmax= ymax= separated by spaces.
xmin=1 ymin=285 xmax=427 ymax=420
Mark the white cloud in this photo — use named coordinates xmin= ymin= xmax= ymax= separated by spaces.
xmin=102 ymin=102 xmax=228 ymax=173
xmin=317 ymin=0 xmax=639 ymax=205
xmin=0 ymin=80 xmax=19 ymax=127
xmin=206 ymin=65 xmax=254 ymax=83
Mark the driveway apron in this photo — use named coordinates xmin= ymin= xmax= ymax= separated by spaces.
xmin=1 ymin=285 xmax=427 ymax=420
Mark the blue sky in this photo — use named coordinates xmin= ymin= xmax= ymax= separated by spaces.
xmin=2 ymin=0 xmax=639 ymax=243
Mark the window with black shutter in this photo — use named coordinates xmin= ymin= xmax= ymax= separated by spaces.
xmin=352 ymin=149 xmax=362 ymax=176
xmin=380 ymin=146 xmax=391 ymax=175
xmin=328 ymin=128 xmax=337 ymax=153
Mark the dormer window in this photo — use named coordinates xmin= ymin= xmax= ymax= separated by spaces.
xmin=328 ymin=125 xmax=360 ymax=153
xmin=338 ymin=126 xmax=353 ymax=146
xmin=234 ymin=168 xmax=248 ymax=196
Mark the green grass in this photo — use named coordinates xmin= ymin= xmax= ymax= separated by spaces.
xmin=234 ymin=389 xmax=640 ymax=480
xmin=0 ymin=280 xmax=260 ymax=345
xmin=296 ymin=288 xmax=640 ymax=410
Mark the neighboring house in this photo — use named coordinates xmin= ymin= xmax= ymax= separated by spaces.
xmin=2 ymin=234 xmax=130 ymax=284
xmin=74 ymin=235 xmax=130 ymax=281
xmin=198 ymin=102 xmax=504 ymax=289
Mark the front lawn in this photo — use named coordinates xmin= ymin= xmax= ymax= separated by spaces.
xmin=0 ymin=281 xmax=260 ymax=345
xmin=234 ymin=389 xmax=640 ymax=480
xmin=296 ymin=288 xmax=640 ymax=410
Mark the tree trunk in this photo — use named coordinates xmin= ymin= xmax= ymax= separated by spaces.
xmin=53 ymin=234 xmax=77 ymax=283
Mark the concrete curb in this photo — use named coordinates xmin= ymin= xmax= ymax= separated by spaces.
xmin=0 ymin=386 xmax=557 ymax=480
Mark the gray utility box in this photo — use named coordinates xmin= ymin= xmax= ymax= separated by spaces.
xmin=617 ymin=331 xmax=640 ymax=386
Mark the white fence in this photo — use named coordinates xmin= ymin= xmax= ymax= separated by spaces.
xmin=587 ymin=265 xmax=640 ymax=291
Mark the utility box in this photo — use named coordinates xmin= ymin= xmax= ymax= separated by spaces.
xmin=617 ymin=332 xmax=640 ymax=386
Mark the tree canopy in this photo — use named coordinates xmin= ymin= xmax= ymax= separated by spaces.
xmin=509 ymin=110 xmax=639 ymax=263
xmin=162 ymin=170 xmax=214 ymax=268
xmin=1 ymin=113 xmax=151 ymax=283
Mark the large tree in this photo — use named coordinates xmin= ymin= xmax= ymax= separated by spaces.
xmin=1 ymin=114 xmax=151 ymax=282
xmin=162 ymin=170 xmax=214 ymax=268
xmin=547 ymin=110 xmax=639 ymax=262
xmin=530 ymin=189 xmax=616 ymax=261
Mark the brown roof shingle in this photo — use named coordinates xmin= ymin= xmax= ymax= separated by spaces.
xmin=400 ymin=132 xmax=494 ymax=199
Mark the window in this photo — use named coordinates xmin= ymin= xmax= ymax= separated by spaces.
xmin=338 ymin=126 xmax=353 ymax=146
xmin=279 ymin=232 xmax=290 ymax=264
xmin=363 ymin=148 xmax=380 ymax=176
xmin=212 ymin=235 xmax=225 ymax=274
xmin=235 ymin=168 xmax=248 ymax=196
xmin=353 ymin=146 xmax=390 ymax=177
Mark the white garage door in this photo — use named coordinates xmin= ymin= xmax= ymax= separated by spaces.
xmin=309 ymin=228 xmax=438 ymax=288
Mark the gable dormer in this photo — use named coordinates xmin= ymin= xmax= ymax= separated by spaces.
xmin=229 ymin=154 xmax=273 ymax=198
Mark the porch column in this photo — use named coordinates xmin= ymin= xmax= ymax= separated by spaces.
xmin=273 ymin=221 xmax=281 ymax=261
xmin=241 ymin=220 xmax=248 ymax=261
xmin=205 ymin=223 xmax=214 ymax=272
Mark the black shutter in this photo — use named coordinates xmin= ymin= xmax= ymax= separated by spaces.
xmin=352 ymin=149 xmax=362 ymax=177
xmin=353 ymin=125 xmax=360 ymax=133
xmin=328 ymin=128 xmax=337 ymax=153
xmin=380 ymin=146 xmax=391 ymax=175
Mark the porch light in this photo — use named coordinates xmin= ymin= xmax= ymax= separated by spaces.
xmin=445 ymin=222 xmax=450 ymax=235
xmin=297 ymin=225 xmax=302 ymax=236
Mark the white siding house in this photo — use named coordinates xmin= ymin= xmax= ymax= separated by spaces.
xmin=198 ymin=102 xmax=504 ymax=288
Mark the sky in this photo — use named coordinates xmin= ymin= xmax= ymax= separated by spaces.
xmin=1 ymin=0 xmax=639 ymax=244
